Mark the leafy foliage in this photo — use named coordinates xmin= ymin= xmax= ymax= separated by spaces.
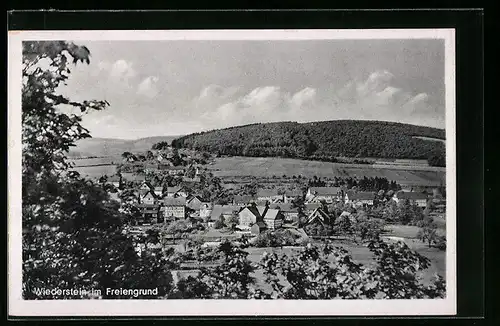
xmin=22 ymin=41 xmax=173 ymax=299
xmin=254 ymin=229 xmax=300 ymax=247
xmin=170 ymin=241 xmax=255 ymax=299
xmin=259 ymin=241 xmax=446 ymax=299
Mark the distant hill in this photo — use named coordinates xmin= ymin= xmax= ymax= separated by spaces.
xmin=171 ymin=120 xmax=446 ymax=164
xmin=68 ymin=135 xmax=180 ymax=158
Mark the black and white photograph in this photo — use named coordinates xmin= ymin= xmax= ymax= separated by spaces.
xmin=8 ymin=29 xmax=456 ymax=316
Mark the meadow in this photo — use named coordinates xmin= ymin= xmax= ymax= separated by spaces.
xmin=208 ymin=156 xmax=445 ymax=187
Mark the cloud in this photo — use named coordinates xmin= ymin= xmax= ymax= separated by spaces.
xmin=192 ymin=84 xmax=241 ymax=111
xmin=109 ymin=59 xmax=136 ymax=80
xmin=199 ymin=86 xmax=320 ymax=129
xmin=195 ymin=70 xmax=444 ymax=131
xmin=137 ymin=76 xmax=160 ymax=98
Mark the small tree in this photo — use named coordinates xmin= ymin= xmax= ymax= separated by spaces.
xmin=213 ymin=215 xmax=225 ymax=229
xmin=170 ymin=241 xmax=255 ymax=299
xmin=417 ymin=225 xmax=438 ymax=248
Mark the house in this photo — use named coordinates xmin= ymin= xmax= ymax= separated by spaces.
xmin=140 ymin=190 xmax=158 ymax=205
xmin=137 ymin=203 xmax=161 ymax=225
xmin=306 ymin=207 xmax=331 ymax=226
xmin=256 ymin=189 xmax=283 ymax=203
xmin=251 ymin=221 xmax=267 ymax=235
xmin=208 ymin=205 xmax=242 ymax=228
xmin=344 ymin=191 xmax=375 ymax=206
xmin=393 ymin=191 xmax=429 ymax=208
xmin=237 ymin=206 xmax=262 ymax=230
xmin=107 ymin=174 xmax=122 ymax=189
xmin=304 ymin=202 xmax=322 ymax=214
xmin=270 ymin=203 xmax=299 ymax=223
xmin=164 ymin=166 xmax=185 ymax=176
xmin=186 ymin=195 xmax=203 ymax=211
xmin=153 ymin=186 xmax=164 ymax=197
xmin=233 ymin=195 xmax=257 ymax=207
xmin=182 ymin=176 xmax=201 ymax=183
xmin=165 ymin=186 xmax=188 ymax=198
xmin=162 ymin=197 xmax=187 ymax=221
xmin=262 ymin=209 xmax=284 ymax=230
xmin=139 ymin=181 xmax=154 ymax=192
xmin=338 ymin=211 xmax=357 ymax=224
xmin=283 ymin=189 xmax=303 ymax=203
xmin=306 ymin=187 xmax=343 ymax=204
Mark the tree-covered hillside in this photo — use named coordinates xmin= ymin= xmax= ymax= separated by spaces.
xmin=170 ymin=120 xmax=446 ymax=165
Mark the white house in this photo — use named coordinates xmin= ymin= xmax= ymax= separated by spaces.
xmin=256 ymin=189 xmax=283 ymax=203
xmin=165 ymin=186 xmax=188 ymax=198
xmin=344 ymin=191 xmax=375 ymax=206
xmin=306 ymin=187 xmax=343 ymax=203
xmin=140 ymin=190 xmax=158 ymax=205
xmin=393 ymin=191 xmax=429 ymax=208
xmin=162 ymin=197 xmax=187 ymax=221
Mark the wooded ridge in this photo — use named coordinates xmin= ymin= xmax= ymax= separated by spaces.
xmin=169 ymin=120 xmax=445 ymax=165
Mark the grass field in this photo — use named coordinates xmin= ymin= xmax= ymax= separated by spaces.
xmin=208 ymin=156 xmax=445 ymax=186
xmin=71 ymin=165 xmax=117 ymax=178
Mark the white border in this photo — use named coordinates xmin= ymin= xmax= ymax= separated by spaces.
xmin=8 ymin=29 xmax=456 ymax=317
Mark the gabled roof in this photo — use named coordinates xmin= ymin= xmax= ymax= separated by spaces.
xmin=166 ymin=186 xmax=182 ymax=193
xmin=163 ymin=197 xmax=186 ymax=206
xmin=140 ymin=181 xmax=154 ymax=189
xmin=346 ymin=191 xmax=375 ymax=200
xmin=284 ymin=189 xmax=303 ymax=197
xmin=263 ymin=209 xmax=282 ymax=221
xmin=307 ymin=207 xmax=330 ymax=225
xmin=210 ymin=205 xmax=241 ymax=220
xmin=269 ymin=203 xmax=298 ymax=213
xmin=257 ymin=205 xmax=268 ymax=217
xmin=239 ymin=206 xmax=261 ymax=219
xmin=305 ymin=203 xmax=322 ymax=211
xmin=257 ymin=189 xmax=280 ymax=197
xmin=395 ymin=191 xmax=429 ymax=200
xmin=154 ymin=186 xmax=163 ymax=192
xmin=187 ymin=195 xmax=202 ymax=203
xmin=308 ymin=187 xmax=342 ymax=196
xmin=142 ymin=190 xmax=158 ymax=198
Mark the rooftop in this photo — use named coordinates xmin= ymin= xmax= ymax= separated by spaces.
xmin=269 ymin=203 xmax=298 ymax=212
xmin=347 ymin=191 xmax=376 ymax=200
xmin=395 ymin=191 xmax=429 ymax=200
xmin=163 ymin=197 xmax=186 ymax=206
xmin=309 ymin=187 xmax=342 ymax=196
xmin=263 ymin=209 xmax=282 ymax=221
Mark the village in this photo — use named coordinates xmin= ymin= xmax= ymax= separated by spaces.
xmin=95 ymin=145 xmax=447 ymax=266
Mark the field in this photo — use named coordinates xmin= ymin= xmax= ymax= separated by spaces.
xmin=70 ymin=164 xmax=117 ymax=178
xmin=208 ymin=156 xmax=445 ymax=187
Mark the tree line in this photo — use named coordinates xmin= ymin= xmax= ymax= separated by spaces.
xmin=170 ymin=120 xmax=446 ymax=166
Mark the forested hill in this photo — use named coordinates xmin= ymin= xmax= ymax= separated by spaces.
xmin=170 ymin=120 xmax=446 ymax=163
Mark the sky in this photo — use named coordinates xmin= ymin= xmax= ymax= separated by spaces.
xmin=57 ymin=39 xmax=446 ymax=140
